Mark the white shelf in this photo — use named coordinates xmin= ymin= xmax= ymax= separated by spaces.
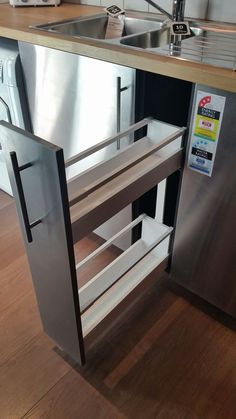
xmin=68 ymin=118 xmax=185 ymax=242
xmin=67 ymin=119 xmax=185 ymax=207
xmin=76 ymin=214 xmax=172 ymax=337
xmin=82 ymin=251 xmax=169 ymax=338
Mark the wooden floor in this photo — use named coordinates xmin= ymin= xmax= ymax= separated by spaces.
xmin=1 ymin=189 xmax=236 ymax=419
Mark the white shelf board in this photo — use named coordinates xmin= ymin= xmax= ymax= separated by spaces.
xmin=81 ymin=250 xmax=169 ymax=338
xmin=78 ymin=215 xmax=172 ymax=312
xmin=70 ymin=149 xmax=182 ymax=242
xmin=67 ymin=122 xmax=184 ymax=206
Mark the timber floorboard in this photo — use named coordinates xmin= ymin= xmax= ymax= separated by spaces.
xmin=0 ymin=190 xmax=236 ymax=419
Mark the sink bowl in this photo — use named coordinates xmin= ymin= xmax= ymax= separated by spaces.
xmin=31 ymin=13 xmax=163 ymax=40
xmin=31 ymin=14 xmax=236 ymax=71
xmin=120 ymin=25 xmax=203 ymax=49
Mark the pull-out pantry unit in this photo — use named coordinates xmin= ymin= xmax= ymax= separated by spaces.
xmin=1 ymin=117 xmax=185 ymax=365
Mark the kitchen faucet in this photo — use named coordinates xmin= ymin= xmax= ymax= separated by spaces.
xmin=144 ymin=0 xmax=186 ymax=22
xmin=144 ymin=0 xmax=187 ymax=55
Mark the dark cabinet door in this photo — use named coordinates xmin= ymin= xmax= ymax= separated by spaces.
xmin=0 ymin=121 xmax=85 ymax=365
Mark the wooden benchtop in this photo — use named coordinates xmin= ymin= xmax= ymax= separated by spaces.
xmin=0 ymin=3 xmax=236 ymax=93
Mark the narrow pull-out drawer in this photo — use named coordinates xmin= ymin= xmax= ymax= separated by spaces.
xmin=0 ymin=118 xmax=185 ymax=366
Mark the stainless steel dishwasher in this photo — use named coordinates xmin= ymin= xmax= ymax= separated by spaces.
xmin=18 ymin=42 xmax=136 ymax=249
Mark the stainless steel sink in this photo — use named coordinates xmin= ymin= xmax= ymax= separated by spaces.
xmin=118 ymin=22 xmax=236 ymax=71
xmin=156 ymin=24 xmax=236 ymax=70
xmin=31 ymin=14 xmax=236 ymax=71
xmin=120 ymin=27 xmax=201 ymax=49
xmin=31 ymin=13 xmax=163 ymax=40
xmin=120 ymin=25 xmax=203 ymax=49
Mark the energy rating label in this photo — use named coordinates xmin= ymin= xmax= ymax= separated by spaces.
xmin=188 ymin=90 xmax=226 ymax=176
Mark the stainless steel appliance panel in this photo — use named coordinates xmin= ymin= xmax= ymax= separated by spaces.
xmin=18 ymin=42 xmax=135 ymax=177
xmin=171 ymin=85 xmax=236 ymax=317
xmin=18 ymin=42 xmax=135 ymax=249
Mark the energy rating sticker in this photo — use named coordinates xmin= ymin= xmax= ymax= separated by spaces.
xmin=188 ymin=90 xmax=226 ymax=177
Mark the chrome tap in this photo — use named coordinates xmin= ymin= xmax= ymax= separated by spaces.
xmin=144 ymin=0 xmax=186 ymax=22
xmin=172 ymin=0 xmax=186 ymax=21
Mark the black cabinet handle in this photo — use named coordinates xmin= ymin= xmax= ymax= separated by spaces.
xmin=10 ymin=151 xmax=41 ymax=243
xmin=116 ymin=77 xmax=128 ymax=150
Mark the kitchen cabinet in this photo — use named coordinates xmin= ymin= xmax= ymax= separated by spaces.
xmin=1 ymin=3 xmax=236 ymax=367
xmin=1 ymin=116 xmax=185 ymax=365
xmin=171 ymin=85 xmax=236 ymax=318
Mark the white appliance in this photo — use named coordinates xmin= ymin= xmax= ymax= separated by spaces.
xmin=9 ymin=0 xmax=60 ymax=7
xmin=0 ymin=38 xmax=31 ymax=196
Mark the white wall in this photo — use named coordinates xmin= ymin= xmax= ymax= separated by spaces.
xmin=125 ymin=0 xmax=208 ymax=19
xmin=3 ymin=0 xmax=235 ymax=22
xmin=208 ymin=0 xmax=236 ymax=23
xmin=78 ymin=0 xmax=236 ymax=23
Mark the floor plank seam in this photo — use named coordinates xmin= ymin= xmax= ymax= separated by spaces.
xmin=20 ymin=369 xmax=72 ymax=419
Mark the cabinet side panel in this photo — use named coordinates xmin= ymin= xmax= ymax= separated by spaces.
xmin=1 ymin=122 xmax=85 ymax=365
xmin=171 ymin=86 xmax=236 ymax=318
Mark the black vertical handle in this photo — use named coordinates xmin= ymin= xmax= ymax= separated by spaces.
xmin=10 ymin=151 xmax=41 ymax=243
xmin=116 ymin=76 xmax=128 ymax=150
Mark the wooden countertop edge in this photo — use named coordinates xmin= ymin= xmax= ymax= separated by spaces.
xmin=0 ymin=3 xmax=236 ymax=93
